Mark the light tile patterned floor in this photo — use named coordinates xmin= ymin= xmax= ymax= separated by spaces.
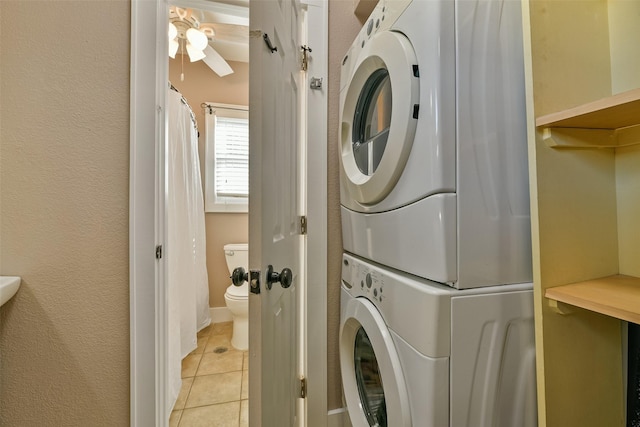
xmin=171 ymin=322 xmax=248 ymax=427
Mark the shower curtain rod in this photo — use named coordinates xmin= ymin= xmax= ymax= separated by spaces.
xmin=201 ymin=102 xmax=247 ymax=115
xmin=169 ymin=82 xmax=197 ymax=130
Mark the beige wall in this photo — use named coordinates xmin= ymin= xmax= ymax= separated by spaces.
xmin=327 ymin=0 xmax=363 ymax=410
xmin=169 ymin=58 xmax=249 ymax=308
xmin=204 ymin=213 xmax=249 ymax=308
xmin=0 ymin=1 xmax=130 ymax=425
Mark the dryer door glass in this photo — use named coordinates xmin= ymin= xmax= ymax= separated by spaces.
xmin=354 ymin=326 xmax=387 ymax=426
xmin=339 ymin=30 xmax=419 ymax=206
xmin=352 ymin=68 xmax=392 ymax=176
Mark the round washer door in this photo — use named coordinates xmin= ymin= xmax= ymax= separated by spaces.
xmin=340 ymin=31 xmax=419 ymax=205
xmin=340 ymin=296 xmax=411 ymax=427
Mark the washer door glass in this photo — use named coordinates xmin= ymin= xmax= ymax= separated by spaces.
xmin=354 ymin=326 xmax=387 ymax=426
xmin=352 ymin=69 xmax=392 ymax=176
xmin=340 ymin=295 xmax=412 ymax=426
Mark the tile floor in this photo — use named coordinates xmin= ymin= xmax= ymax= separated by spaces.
xmin=171 ymin=322 xmax=248 ymax=427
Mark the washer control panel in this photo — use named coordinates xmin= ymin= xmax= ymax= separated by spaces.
xmin=342 ymin=253 xmax=385 ymax=305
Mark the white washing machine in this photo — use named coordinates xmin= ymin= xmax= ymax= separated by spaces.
xmin=340 ymin=253 xmax=537 ymax=427
xmin=339 ymin=0 xmax=532 ymax=288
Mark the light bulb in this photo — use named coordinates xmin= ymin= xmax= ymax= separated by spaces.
xmin=186 ymin=43 xmax=206 ymax=62
xmin=186 ymin=28 xmax=208 ymax=51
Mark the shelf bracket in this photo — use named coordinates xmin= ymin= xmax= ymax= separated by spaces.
xmin=542 ymin=127 xmax=616 ymax=148
xmin=616 ymin=124 xmax=640 ymax=147
xmin=547 ymin=298 xmax=575 ymax=316
xmin=541 ymin=125 xmax=640 ymax=149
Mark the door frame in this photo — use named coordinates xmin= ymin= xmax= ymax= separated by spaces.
xmin=299 ymin=2 xmax=329 ymax=424
xmin=129 ymin=0 xmax=328 ymax=425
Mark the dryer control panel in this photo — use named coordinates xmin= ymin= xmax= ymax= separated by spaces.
xmin=340 ymin=0 xmax=412 ymax=86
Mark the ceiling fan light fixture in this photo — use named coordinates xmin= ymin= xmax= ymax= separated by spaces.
xmin=166 ymin=6 xmax=238 ymax=78
xmin=186 ymin=28 xmax=208 ymax=51
xmin=168 ymin=22 xmax=178 ymax=40
xmin=168 ymin=23 xmax=179 ymax=58
xmin=169 ymin=39 xmax=179 ymax=58
xmin=201 ymin=27 xmax=215 ymax=38
xmin=174 ymin=7 xmax=188 ymax=20
xmin=186 ymin=43 xmax=207 ymax=62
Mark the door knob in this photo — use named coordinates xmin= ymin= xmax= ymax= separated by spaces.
xmin=266 ymin=265 xmax=293 ymax=290
xmin=231 ymin=267 xmax=248 ymax=286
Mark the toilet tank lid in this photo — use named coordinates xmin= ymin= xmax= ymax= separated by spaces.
xmin=224 ymin=243 xmax=248 ymax=252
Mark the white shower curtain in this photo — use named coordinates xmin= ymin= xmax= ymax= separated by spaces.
xmin=167 ymin=88 xmax=211 ymax=412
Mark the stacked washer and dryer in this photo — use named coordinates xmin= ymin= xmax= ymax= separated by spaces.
xmin=338 ymin=1 xmax=537 ymax=426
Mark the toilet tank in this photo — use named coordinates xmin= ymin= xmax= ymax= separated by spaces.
xmin=224 ymin=243 xmax=249 ymax=275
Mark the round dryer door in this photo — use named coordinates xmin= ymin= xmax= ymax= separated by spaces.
xmin=340 ymin=31 xmax=419 ymax=205
xmin=340 ymin=296 xmax=411 ymax=427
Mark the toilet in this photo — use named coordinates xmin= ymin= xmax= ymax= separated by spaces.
xmin=223 ymin=243 xmax=249 ymax=350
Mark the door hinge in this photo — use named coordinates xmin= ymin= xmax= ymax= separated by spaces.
xmin=155 ymin=245 xmax=163 ymax=259
xmin=299 ymin=216 xmax=307 ymax=235
xmin=299 ymin=376 xmax=307 ymax=398
xmin=301 ymin=45 xmax=312 ymax=71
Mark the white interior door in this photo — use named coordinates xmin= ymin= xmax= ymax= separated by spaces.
xmin=249 ymin=0 xmax=305 ymax=426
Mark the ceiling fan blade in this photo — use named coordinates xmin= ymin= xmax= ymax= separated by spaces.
xmin=205 ymin=23 xmax=248 ymax=44
xmin=203 ymin=45 xmax=234 ymax=77
xmin=203 ymin=23 xmax=249 ymax=62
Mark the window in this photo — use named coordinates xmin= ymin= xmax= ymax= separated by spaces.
xmin=204 ymin=103 xmax=249 ymax=213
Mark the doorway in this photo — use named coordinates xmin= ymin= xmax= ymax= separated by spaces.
xmin=129 ymin=1 xmax=329 ymax=425
xmin=166 ymin=3 xmax=250 ymax=425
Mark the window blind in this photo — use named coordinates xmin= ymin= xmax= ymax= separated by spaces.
xmin=215 ymin=115 xmax=249 ymax=198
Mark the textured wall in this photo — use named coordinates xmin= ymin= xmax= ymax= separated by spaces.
xmin=0 ymin=1 xmax=130 ymax=425
xmin=168 ymin=59 xmax=249 ymax=308
xmin=327 ymin=0 xmax=362 ymax=410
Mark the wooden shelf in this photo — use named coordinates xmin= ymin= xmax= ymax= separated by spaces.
xmin=536 ymin=87 xmax=640 ymax=129
xmin=545 ymin=275 xmax=640 ymax=324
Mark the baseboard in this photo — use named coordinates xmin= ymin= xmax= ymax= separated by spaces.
xmin=210 ymin=307 xmax=232 ymax=324
xmin=327 ymin=408 xmax=351 ymax=427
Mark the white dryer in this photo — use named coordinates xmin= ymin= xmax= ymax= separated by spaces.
xmin=339 ymin=253 xmax=537 ymax=427
xmin=339 ymin=0 xmax=532 ymax=288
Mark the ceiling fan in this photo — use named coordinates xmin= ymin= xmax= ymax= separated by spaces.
xmin=169 ymin=6 xmax=234 ymax=77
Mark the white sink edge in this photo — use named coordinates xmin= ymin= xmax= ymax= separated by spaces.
xmin=0 ymin=276 xmax=21 ymax=306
